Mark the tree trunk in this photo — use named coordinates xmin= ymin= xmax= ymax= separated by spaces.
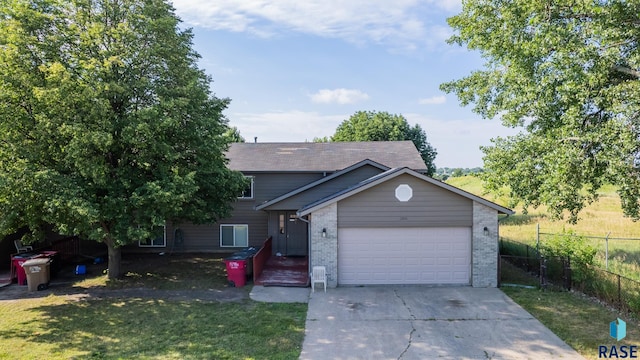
xmin=106 ymin=242 xmax=122 ymax=280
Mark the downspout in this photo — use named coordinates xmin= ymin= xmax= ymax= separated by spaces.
xmin=298 ymin=214 xmax=311 ymax=279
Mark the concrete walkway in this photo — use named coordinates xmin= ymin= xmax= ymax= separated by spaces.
xmin=300 ymin=286 xmax=584 ymax=360
xmin=249 ymin=285 xmax=310 ymax=303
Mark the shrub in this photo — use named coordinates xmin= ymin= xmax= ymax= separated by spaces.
xmin=541 ymin=230 xmax=597 ymax=282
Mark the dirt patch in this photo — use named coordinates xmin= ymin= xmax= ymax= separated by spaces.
xmin=0 ymin=253 xmax=250 ymax=303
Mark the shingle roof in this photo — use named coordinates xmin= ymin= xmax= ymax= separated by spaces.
xmin=297 ymin=167 xmax=515 ymax=216
xmin=226 ymin=141 xmax=427 ymax=172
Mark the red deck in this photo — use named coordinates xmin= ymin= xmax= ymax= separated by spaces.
xmin=254 ymin=255 xmax=309 ymax=287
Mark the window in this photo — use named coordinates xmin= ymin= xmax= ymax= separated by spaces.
xmin=139 ymin=225 xmax=166 ymax=247
xmin=220 ymin=225 xmax=248 ymax=247
xmin=239 ymin=176 xmax=254 ymax=199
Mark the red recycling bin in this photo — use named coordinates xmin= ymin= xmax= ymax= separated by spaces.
xmin=224 ymin=256 xmax=247 ymax=287
xmin=12 ymin=257 xmax=28 ymax=285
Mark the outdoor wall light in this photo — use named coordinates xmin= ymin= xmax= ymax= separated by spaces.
xmin=322 ymin=228 xmax=327 ymax=238
xmin=483 ymin=226 xmax=489 ymax=236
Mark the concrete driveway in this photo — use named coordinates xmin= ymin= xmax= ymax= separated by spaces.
xmin=300 ymin=286 xmax=584 ymax=360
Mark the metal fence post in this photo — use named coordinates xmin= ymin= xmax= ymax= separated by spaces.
xmin=605 ymin=232 xmax=610 ymax=270
xmin=563 ymin=257 xmax=572 ymax=291
xmin=540 ymin=257 xmax=547 ymax=289
xmin=536 ymin=223 xmax=540 ymax=254
xmin=618 ymin=274 xmax=622 ymax=310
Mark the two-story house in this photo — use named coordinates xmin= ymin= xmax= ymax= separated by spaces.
xmin=136 ymin=141 xmax=513 ymax=288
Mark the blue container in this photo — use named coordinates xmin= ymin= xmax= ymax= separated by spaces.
xmin=75 ymin=265 xmax=87 ymax=275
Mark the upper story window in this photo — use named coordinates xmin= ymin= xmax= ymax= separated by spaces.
xmin=239 ymin=176 xmax=254 ymax=199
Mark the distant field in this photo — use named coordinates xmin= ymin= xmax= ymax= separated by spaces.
xmin=447 ymin=176 xmax=640 ymax=280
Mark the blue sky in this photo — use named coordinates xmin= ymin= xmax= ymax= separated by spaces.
xmin=171 ymin=0 xmax=520 ymax=168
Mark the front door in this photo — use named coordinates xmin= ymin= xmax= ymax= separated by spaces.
xmin=275 ymin=211 xmax=308 ymax=256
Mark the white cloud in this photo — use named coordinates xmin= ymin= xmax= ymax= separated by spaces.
xmin=309 ymin=89 xmax=369 ymax=105
xmin=229 ymin=110 xmax=345 ymax=142
xmin=227 ymin=109 xmax=522 ymax=167
xmin=419 ymin=95 xmax=447 ymax=105
xmin=171 ymin=0 xmax=459 ymax=51
xmin=404 ymin=113 xmax=521 ymax=167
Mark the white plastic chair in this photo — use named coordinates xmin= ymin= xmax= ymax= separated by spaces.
xmin=310 ymin=266 xmax=327 ymax=292
xmin=14 ymin=240 xmax=33 ymax=253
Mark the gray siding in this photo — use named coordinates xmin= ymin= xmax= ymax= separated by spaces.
xmin=251 ymin=172 xmax=325 ymax=203
xmin=264 ymin=165 xmax=384 ymax=210
xmin=137 ymin=172 xmax=325 ymax=253
xmin=337 ymin=174 xmax=472 ymax=228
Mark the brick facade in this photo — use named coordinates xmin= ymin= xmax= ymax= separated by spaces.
xmin=309 ymin=203 xmax=338 ymax=287
xmin=472 ymin=201 xmax=499 ymax=287
xmin=309 ymin=200 xmax=500 ymax=288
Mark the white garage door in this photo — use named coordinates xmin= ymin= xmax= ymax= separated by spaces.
xmin=338 ymin=227 xmax=471 ymax=285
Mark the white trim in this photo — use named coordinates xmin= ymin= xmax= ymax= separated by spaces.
xmin=238 ymin=176 xmax=254 ymax=199
xmin=298 ymin=167 xmax=513 ymax=216
xmin=220 ymin=224 xmax=249 ymax=247
xmin=255 ymin=159 xmax=390 ymax=210
xmin=395 ymin=184 xmax=413 ymax=202
xmin=138 ymin=225 xmax=167 ymax=247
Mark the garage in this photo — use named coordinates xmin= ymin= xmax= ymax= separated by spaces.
xmin=300 ymin=167 xmax=514 ymax=288
xmin=338 ymin=227 xmax=471 ymax=285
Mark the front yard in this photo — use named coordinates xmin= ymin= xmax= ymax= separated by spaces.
xmin=2 ymin=252 xmax=638 ymax=360
xmin=0 ymin=254 xmax=306 ymax=360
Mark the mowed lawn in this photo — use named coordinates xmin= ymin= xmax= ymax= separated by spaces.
xmin=0 ymin=255 xmax=307 ymax=360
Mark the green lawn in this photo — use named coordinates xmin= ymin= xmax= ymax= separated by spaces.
xmin=0 ymin=254 xmax=307 ymax=360
xmin=0 ymin=296 xmax=306 ymax=360
xmin=450 ymin=175 xmax=640 ymax=359
xmin=503 ymin=287 xmax=640 ymax=360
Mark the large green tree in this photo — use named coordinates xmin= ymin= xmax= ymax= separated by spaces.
xmin=0 ymin=0 xmax=246 ymax=278
xmin=332 ymin=111 xmax=438 ymax=175
xmin=441 ymin=0 xmax=640 ymax=222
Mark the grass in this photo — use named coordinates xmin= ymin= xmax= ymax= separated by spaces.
xmin=448 ymin=175 xmax=640 ymax=281
xmin=0 ymin=254 xmax=307 ymax=360
xmin=503 ymin=287 xmax=640 ymax=360
xmin=74 ymin=253 xmax=231 ymax=290
xmin=450 ymin=175 xmax=640 ymax=358
xmin=0 ymin=296 xmax=306 ymax=359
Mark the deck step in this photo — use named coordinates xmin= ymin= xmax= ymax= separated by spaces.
xmin=255 ymin=256 xmax=309 ymax=288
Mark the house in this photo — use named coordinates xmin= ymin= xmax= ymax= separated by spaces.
xmin=136 ymin=141 xmax=513 ymax=288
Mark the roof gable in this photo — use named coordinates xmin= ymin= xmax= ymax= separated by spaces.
xmin=226 ymin=141 xmax=427 ymax=172
xmin=255 ymin=159 xmax=389 ymax=211
xmin=298 ymin=168 xmax=514 ymax=216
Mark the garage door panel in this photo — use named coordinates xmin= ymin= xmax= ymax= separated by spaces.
xmin=338 ymin=227 xmax=470 ymax=285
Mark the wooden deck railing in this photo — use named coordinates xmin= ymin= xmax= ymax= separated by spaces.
xmin=253 ymin=236 xmax=272 ymax=283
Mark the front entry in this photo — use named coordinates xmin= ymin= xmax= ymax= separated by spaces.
xmin=274 ymin=211 xmax=308 ymax=256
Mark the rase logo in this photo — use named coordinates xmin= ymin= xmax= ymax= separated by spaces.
xmin=611 ymin=318 xmax=627 ymax=341
xmin=599 ymin=318 xmax=637 ymax=359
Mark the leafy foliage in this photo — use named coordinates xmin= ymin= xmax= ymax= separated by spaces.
xmin=441 ymin=0 xmax=640 ymax=222
xmin=225 ymin=126 xmax=245 ymax=143
xmin=332 ymin=111 xmax=438 ymax=175
xmin=541 ymin=230 xmax=597 ymax=282
xmin=541 ymin=230 xmax=597 ymax=266
xmin=0 ymin=0 xmax=246 ymax=277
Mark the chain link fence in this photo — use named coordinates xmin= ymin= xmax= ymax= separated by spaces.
xmin=499 ymin=238 xmax=640 ymax=314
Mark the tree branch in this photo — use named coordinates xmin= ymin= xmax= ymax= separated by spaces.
xmin=614 ymin=65 xmax=640 ymax=79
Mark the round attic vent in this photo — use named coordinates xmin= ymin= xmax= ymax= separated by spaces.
xmin=395 ymin=184 xmax=413 ymax=202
